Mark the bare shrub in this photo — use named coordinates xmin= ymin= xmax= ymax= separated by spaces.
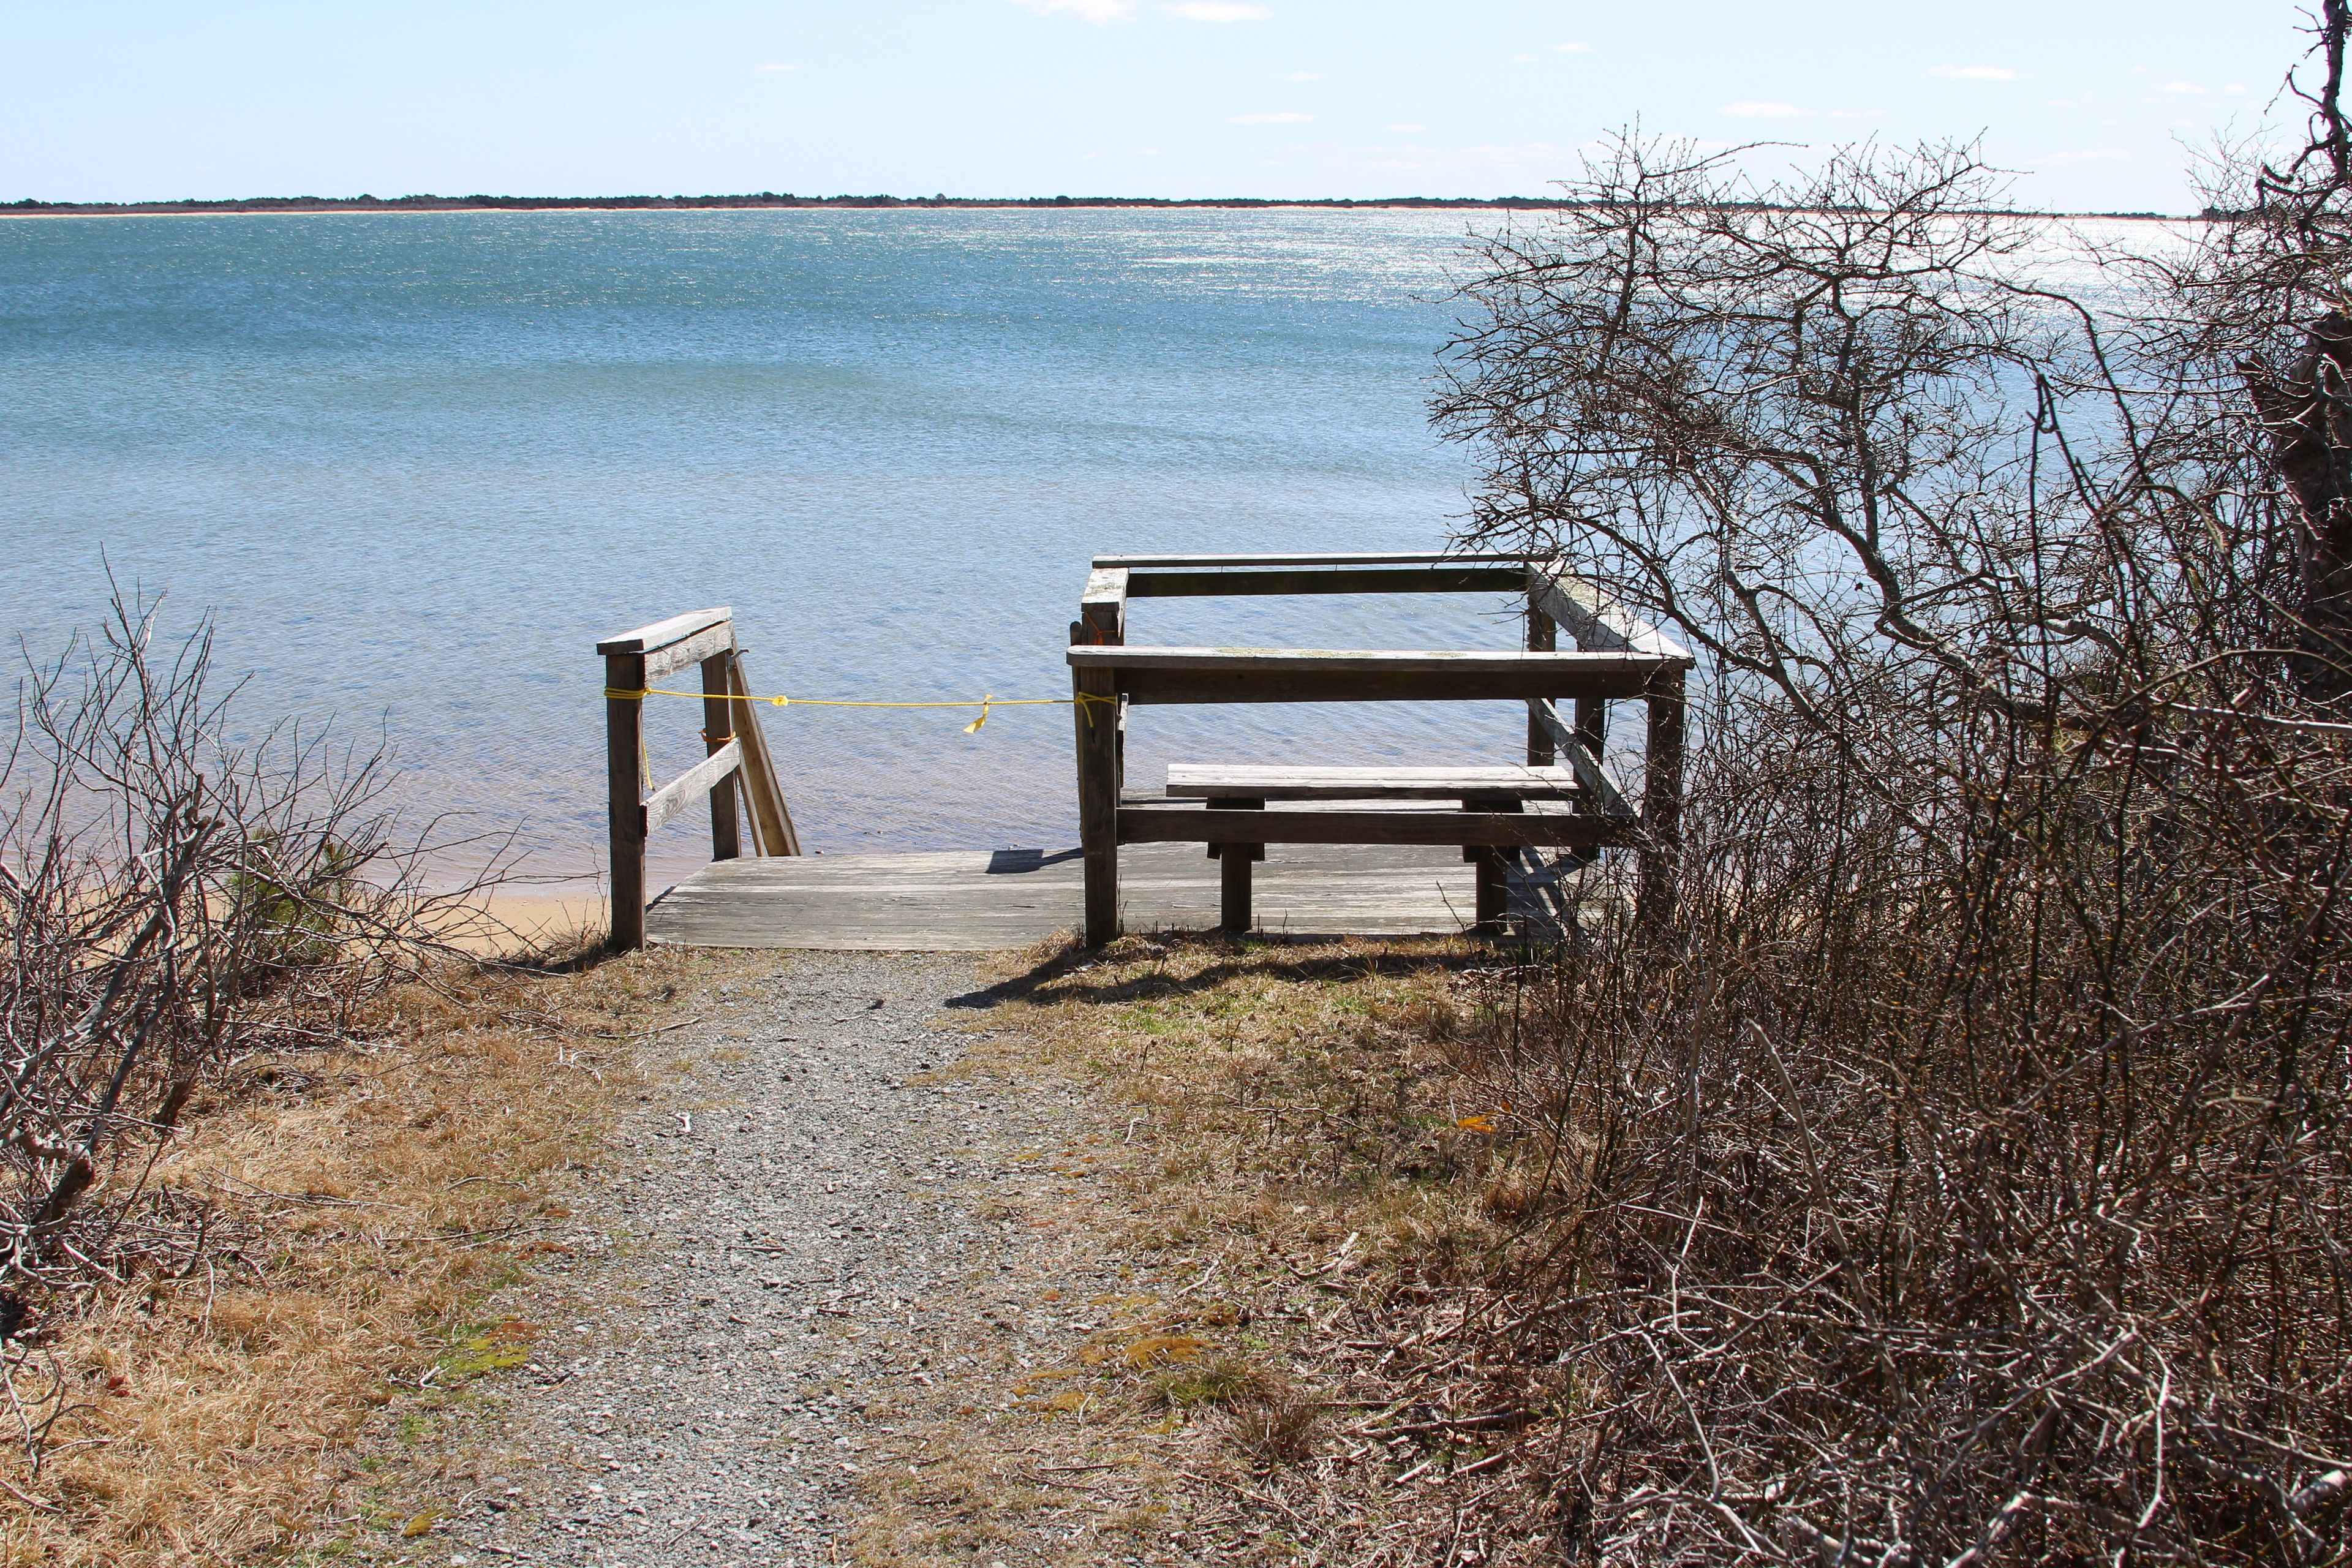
xmin=1412 ymin=17 xmax=2352 ymax=1567
xmin=0 ymin=586 xmax=516 ymax=1469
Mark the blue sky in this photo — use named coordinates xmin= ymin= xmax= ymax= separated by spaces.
xmin=0 ymin=1 xmax=2310 ymax=211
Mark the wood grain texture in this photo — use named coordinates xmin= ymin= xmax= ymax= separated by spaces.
xmin=643 ymin=843 xmax=1598 ymax=951
xmin=642 ymin=739 xmax=741 ymax=835
xmin=1210 ymin=797 xmax=1265 ymax=934
xmin=1120 ymin=805 xmax=1637 ymax=848
xmin=604 ymin=650 xmax=647 ymax=951
xmin=1125 ymin=566 xmax=1525 ymax=598
xmin=1093 ymin=551 xmax=1533 ymax=570
xmin=1080 ymin=567 xmax=1129 ymax=644
xmin=1165 ymin=764 xmax=1583 ymax=801
xmin=1526 ymin=600 xmax=1558 ymax=766
xmin=1527 ymin=565 xmax=1694 ymax=665
xmin=641 ymin=622 xmax=737 ymax=683
xmin=1529 ymin=702 xmax=1637 ymax=818
xmin=597 ymin=606 xmax=733 ymax=657
xmin=1074 ymin=656 xmax=1122 ymax=945
xmin=700 ymin=651 xmax=741 ymax=862
xmin=1068 ymin=645 xmax=1670 ymax=704
xmin=728 ymin=654 xmax=802 ymax=857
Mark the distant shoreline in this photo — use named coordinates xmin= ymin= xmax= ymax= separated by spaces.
xmin=1 ymin=192 xmax=2183 ymax=220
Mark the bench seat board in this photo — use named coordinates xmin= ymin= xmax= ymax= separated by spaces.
xmin=1120 ymin=805 xmax=1637 ymax=850
xmin=1165 ymin=764 xmax=1583 ymax=801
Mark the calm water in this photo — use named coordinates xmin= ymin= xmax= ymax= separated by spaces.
xmin=0 ymin=210 xmax=1536 ymax=882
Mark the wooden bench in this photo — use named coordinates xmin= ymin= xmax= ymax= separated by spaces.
xmin=1068 ymin=552 xmax=1692 ymax=946
xmin=1152 ymin=763 xmax=1587 ymax=933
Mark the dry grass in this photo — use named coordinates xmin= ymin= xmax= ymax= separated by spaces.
xmin=0 ymin=936 xmax=731 ymax=1566
xmin=848 ymin=930 xmax=1526 ymax=1566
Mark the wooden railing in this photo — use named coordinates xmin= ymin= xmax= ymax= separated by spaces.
xmin=598 ymin=608 xmax=797 ymax=951
xmin=1069 ymin=552 xmax=1691 ymax=946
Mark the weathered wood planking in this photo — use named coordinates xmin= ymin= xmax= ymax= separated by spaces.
xmin=644 ymin=843 xmax=1587 ymax=951
xmin=1126 ymin=566 xmax=1526 ymax=598
xmin=1166 ymin=763 xmax=1584 ymax=801
xmin=1068 ymin=646 xmax=1672 ymax=704
xmin=643 ymin=738 xmax=741 ymax=835
xmin=1528 ymin=703 xmax=1637 ymax=818
xmin=598 ymin=607 xmax=737 ymax=684
xmin=1121 ymin=804 xmax=1635 ymax=848
xmin=1525 ymin=566 xmax=1695 ymax=665
xmin=1094 ymin=551 xmax=1534 ymax=570
xmin=1079 ymin=568 xmax=1128 ymax=643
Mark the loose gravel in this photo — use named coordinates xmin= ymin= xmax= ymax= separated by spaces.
xmin=421 ymin=949 xmax=1093 ymax=1568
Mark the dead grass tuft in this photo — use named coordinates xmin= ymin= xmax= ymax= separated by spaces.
xmin=0 ymin=940 xmax=727 ymax=1566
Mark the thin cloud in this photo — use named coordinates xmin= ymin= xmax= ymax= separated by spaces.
xmin=1283 ymin=70 xmax=1322 ymax=81
xmin=1009 ymin=0 xmax=1137 ymax=21
xmin=1512 ymin=52 xmax=1537 ymax=62
xmin=1553 ymin=41 xmax=1596 ymax=53
xmin=1227 ymin=110 xmax=1313 ymax=123
xmin=1387 ymin=123 xmax=1428 ymax=132
xmin=755 ymin=62 xmax=800 ymax=72
xmin=1164 ymin=1 xmax=1270 ymax=19
xmin=1930 ymin=64 xmax=2020 ymax=80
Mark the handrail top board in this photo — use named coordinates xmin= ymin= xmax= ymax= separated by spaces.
xmin=1069 ymin=644 xmax=1668 ymax=673
xmin=598 ymin=606 xmax=733 ymax=657
xmin=1167 ymin=763 xmax=1582 ymax=801
xmin=1528 ymin=565 xmax=1695 ymax=665
xmin=1094 ymin=551 xmax=1535 ymax=570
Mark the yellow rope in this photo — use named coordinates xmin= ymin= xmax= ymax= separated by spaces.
xmin=604 ymin=686 xmax=1115 ymax=733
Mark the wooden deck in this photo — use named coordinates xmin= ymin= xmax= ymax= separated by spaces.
xmin=644 ymin=843 xmax=1591 ymax=951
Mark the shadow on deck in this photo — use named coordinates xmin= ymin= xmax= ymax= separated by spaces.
xmin=644 ymin=843 xmax=1591 ymax=951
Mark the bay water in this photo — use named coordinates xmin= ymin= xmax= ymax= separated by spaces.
xmin=1 ymin=210 xmax=1536 ymax=884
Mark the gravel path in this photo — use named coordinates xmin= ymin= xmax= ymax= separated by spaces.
xmin=426 ymin=950 xmax=1086 ymax=1568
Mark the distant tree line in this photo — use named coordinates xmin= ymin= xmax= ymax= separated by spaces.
xmin=1 ymin=191 xmax=2182 ymax=218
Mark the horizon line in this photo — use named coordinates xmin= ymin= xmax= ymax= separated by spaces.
xmin=2 ymin=191 xmax=2191 ymax=221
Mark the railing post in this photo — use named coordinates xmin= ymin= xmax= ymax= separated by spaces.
xmin=605 ymin=650 xmax=647 ymax=951
xmin=701 ymin=650 xmax=741 ymax=861
xmin=1637 ymin=668 xmax=1685 ymax=930
xmin=1525 ymin=599 xmax=1556 ymax=767
xmin=1072 ymin=635 xmax=1121 ymax=948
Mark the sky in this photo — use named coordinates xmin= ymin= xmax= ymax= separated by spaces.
xmin=0 ymin=1 xmax=2314 ymax=213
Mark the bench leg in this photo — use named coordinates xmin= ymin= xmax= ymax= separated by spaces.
xmin=1472 ymin=849 xmax=1508 ymax=936
xmin=1220 ymin=848 xmax=1253 ymax=935
xmin=1462 ymin=794 xmax=1525 ymax=939
xmin=1210 ymin=797 xmax=1265 ymax=937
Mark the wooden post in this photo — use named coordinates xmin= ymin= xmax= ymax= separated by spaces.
xmin=728 ymin=653 xmax=802 ymax=856
xmin=701 ymin=651 xmax=742 ymax=861
xmin=1465 ymin=794 xmax=1522 ymax=938
xmin=1211 ymin=799 xmax=1264 ymax=935
xmin=605 ymin=650 xmax=647 ymax=952
xmin=1637 ymin=669 xmax=1685 ymax=930
xmin=1073 ymin=625 xmax=1121 ymax=947
xmin=1526 ymin=601 xmax=1556 ymax=766
xmin=1577 ymin=697 xmax=1608 ymax=764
